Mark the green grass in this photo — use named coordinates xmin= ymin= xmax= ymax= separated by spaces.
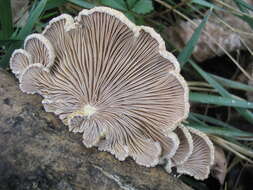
xmin=0 ymin=0 xmax=13 ymax=40
xmin=1 ymin=0 xmax=253 ymax=189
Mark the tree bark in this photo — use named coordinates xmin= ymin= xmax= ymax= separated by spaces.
xmin=0 ymin=69 xmax=192 ymax=190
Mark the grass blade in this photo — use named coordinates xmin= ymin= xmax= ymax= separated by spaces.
xmin=191 ymin=113 xmax=237 ymax=129
xmin=18 ymin=0 xmax=48 ymax=38
xmin=190 ymin=92 xmax=253 ymax=108
xmin=0 ymin=39 xmax=21 ymax=46
xmin=0 ymin=0 xmax=13 ymax=40
xmin=233 ymin=0 xmax=253 ymax=12
xmin=188 ymin=124 xmax=253 ymax=138
xmin=233 ymin=0 xmax=253 ymax=30
xmin=46 ymin=0 xmax=67 ymax=10
xmin=213 ymin=136 xmax=253 ymax=163
xmin=191 ymin=0 xmax=223 ymax=11
xmin=210 ymin=73 xmax=253 ymax=92
xmin=177 ymin=9 xmax=212 ymax=67
xmin=190 ymin=60 xmax=253 ymax=124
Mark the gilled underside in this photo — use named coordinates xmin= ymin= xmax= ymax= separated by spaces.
xmin=10 ymin=7 xmax=214 ymax=179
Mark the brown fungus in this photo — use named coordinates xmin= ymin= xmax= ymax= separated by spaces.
xmin=171 ymin=125 xmax=194 ymax=166
xmin=176 ymin=127 xmax=215 ymax=180
xmin=10 ymin=6 xmax=214 ymax=178
xmin=10 ymin=49 xmax=32 ymax=79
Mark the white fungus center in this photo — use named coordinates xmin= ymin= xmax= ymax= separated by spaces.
xmin=83 ymin=104 xmax=96 ymax=117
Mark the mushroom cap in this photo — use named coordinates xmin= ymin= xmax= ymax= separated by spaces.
xmin=176 ymin=127 xmax=215 ymax=180
xmin=10 ymin=49 xmax=32 ymax=79
xmin=171 ymin=125 xmax=193 ymax=165
xmin=10 ymin=7 xmax=189 ymax=167
xmin=163 ymin=125 xmax=193 ymax=172
xmin=24 ymin=33 xmax=55 ymax=69
xmin=19 ymin=63 xmax=45 ymax=94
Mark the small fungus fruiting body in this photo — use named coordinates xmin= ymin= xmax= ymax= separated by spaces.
xmin=10 ymin=6 xmax=214 ymax=180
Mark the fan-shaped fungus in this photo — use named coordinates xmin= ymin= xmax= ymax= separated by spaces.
xmin=10 ymin=6 xmax=214 ymax=179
